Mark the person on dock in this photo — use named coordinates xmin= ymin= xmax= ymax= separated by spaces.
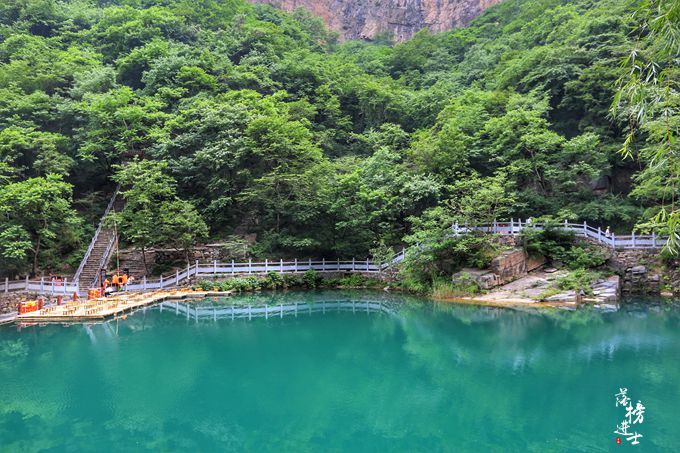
xmin=103 ymin=277 xmax=111 ymax=297
xmin=111 ymin=273 xmax=120 ymax=292
xmin=111 ymin=270 xmax=129 ymax=292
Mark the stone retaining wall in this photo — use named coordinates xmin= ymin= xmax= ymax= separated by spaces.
xmin=608 ymin=248 xmax=663 ymax=295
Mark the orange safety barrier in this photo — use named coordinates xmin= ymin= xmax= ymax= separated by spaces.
xmin=18 ymin=301 xmax=39 ymax=314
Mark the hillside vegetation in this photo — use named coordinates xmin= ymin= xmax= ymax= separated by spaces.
xmin=0 ymin=0 xmax=677 ymax=277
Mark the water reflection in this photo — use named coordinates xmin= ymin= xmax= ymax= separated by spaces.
xmin=158 ymin=297 xmax=396 ymax=321
xmin=0 ymin=291 xmax=679 ymax=451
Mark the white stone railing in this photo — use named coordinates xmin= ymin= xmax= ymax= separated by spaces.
xmin=454 ymin=219 xmax=667 ymax=249
xmin=3 ymin=254 xmax=407 ymax=296
xmin=9 ymin=218 xmax=657 ymax=297
xmin=124 ymin=258 xmax=382 ymax=292
xmin=1 ymin=277 xmax=80 ymax=296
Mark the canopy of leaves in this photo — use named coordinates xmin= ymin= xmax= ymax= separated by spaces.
xmin=0 ymin=0 xmax=666 ymax=275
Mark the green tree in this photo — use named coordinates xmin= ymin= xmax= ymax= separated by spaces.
xmin=77 ymin=87 xmax=168 ymax=172
xmin=112 ymin=159 xmax=207 ymax=272
xmin=0 ymin=126 xmax=73 ymax=179
xmin=0 ymin=174 xmax=82 ymax=275
xmin=0 ymin=225 xmax=32 ymax=277
xmin=157 ymin=199 xmax=209 ymax=266
xmin=612 ymin=0 xmax=680 ymax=250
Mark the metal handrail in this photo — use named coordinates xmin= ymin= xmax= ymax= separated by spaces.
xmin=73 ymin=186 xmax=120 ymax=282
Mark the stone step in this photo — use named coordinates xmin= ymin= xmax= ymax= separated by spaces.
xmin=73 ymin=190 xmax=124 ymax=282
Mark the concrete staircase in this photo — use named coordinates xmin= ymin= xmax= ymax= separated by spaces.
xmin=74 ymin=188 xmax=124 ymax=290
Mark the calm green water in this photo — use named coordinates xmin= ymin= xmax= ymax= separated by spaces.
xmin=1 ymin=290 xmax=679 ymax=452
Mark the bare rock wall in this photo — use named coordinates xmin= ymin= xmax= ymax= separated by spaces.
xmin=251 ymin=0 xmax=502 ymax=41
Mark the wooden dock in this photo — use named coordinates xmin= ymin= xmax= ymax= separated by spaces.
xmin=16 ymin=289 xmax=231 ymax=323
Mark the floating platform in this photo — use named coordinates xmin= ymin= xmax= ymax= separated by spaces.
xmin=16 ymin=290 xmax=230 ymax=323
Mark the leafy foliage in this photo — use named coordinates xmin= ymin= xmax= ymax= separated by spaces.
xmin=557 ymin=269 xmax=602 ymax=295
xmin=523 ymin=225 xmax=608 ymax=269
xmin=0 ymin=0 xmax=669 ymax=277
xmin=110 ymin=159 xmax=207 ymax=271
xmin=191 ymin=269 xmax=380 ymax=292
xmin=0 ymin=174 xmax=82 ymax=275
xmin=611 ymin=0 xmax=680 ymax=253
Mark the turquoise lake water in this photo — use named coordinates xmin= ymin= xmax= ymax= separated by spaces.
xmin=0 ymin=290 xmax=679 ymax=452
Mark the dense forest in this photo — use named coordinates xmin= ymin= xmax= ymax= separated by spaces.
xmin=0 ymin=0 xmax=677 ymax=277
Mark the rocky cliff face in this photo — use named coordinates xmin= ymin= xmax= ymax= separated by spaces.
xmin=252 ymin=0 xmax=502 ymax=41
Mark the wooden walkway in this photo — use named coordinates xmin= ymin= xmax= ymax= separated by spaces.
xmin=15 ymin=289 xmax=229 ymax=323
xmin=14 ymin=291 xmax=398 ymax=324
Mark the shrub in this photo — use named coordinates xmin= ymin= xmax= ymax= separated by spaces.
xmin=400 ymin=233 xmax=501 ymax=288
xmin=562 ymin=245 xmax=608 ymax=269
xmin=282 ymin=274 xmax=304 ymax=288
xmin=337 ymin=274 xmax=367 ymax=287
xmin=556 ymin=269 xmax=601 ymax=296
xmin=193 ymin=279 xmax=214 ymax=290
xmin=660 ymin=248 xmax=678 ymax=265
xmin=190 ymin=270 xmax=380 ymax=293
xmin=431 ymin=275 xmax=481 ymax=299
xmin=538 ymin=287 xmax=561 ymax=300
xmin=217 ymin=276 xmax=265 ymax=292
xmin=302 ymin=269 xmax=321 ymax=288
xmin=523 ymin=225 xmax=608 ymax=269
xmin=218 ymin=281 xmax=231 ymax=292
xmin=523 ymin=225 xmax=575 ymax=260
xmin=396 ymin=277 xmax=430 ymax=294
xmin=245 ymin=276 xmax=262 ymax=291
xmin=264 ymin=271 xmax=284 ymax=289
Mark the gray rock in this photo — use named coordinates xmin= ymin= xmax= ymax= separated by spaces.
xmin=251 ymin=0 xmax=503 ymax=41
xmin=545 ymin=291 xmax=576 ymax=302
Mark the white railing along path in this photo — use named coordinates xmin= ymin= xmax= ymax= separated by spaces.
xmin=453 ymin=219 xmax=667 ymax=249
xmin=4 ymin=219 xmax=666 ymax=297
xmin=2 ymin=255 xmax=399 ymax=297
xmin=73 ymin=186 xmax=120 ymax=283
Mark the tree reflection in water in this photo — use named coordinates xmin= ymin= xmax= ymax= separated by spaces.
xmin=0 ymin=291 xmax=678 ymax=451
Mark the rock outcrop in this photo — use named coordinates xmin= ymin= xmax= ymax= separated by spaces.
xmin=455 ymin=249 xmax=546 ymax=290
xmin=251 ymin=0 xmax=503 ymax=41
xmin=608 ymin=248 xmax=663 ymax=296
